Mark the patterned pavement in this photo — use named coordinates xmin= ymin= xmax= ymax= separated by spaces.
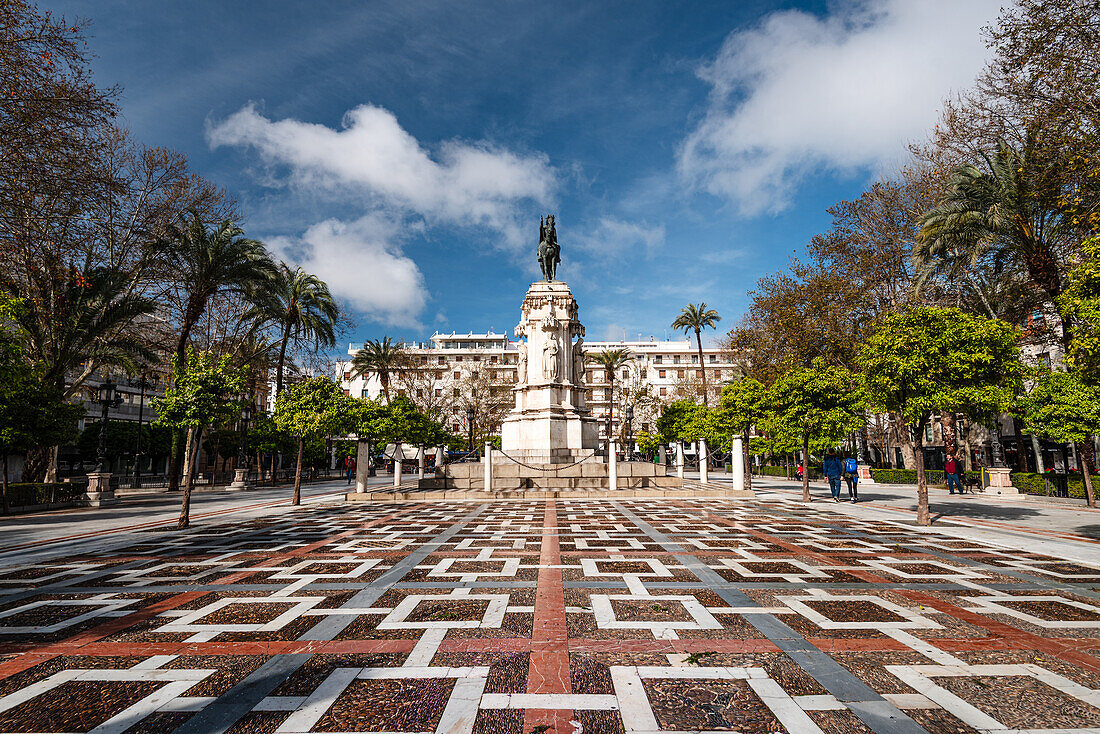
xmin=0 ymin=496 xmax=1098 ymax=734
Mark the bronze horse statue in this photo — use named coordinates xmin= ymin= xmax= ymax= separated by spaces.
xmin=538 ymin=214 xmax=560 ymax=281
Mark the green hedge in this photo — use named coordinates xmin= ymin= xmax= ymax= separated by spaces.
xmin=0 ymin=483 xmax=83 ymax=508
xmin=755 ymin=465 xmax=821 ymax=480
xmin=870 ymin=468 xmax=946 ymax=486
xmin=1010 ymin=472 xmax=1093 ymax=500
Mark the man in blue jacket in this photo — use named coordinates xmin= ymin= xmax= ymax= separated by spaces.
xmin=824 ymin=450 xmax=843 ymax=502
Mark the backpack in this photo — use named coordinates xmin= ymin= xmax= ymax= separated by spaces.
xmin=845 ymin=458 xmax=858 ymax=474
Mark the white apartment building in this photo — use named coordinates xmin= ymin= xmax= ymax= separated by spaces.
xmin=334 ymin=332 xmax=741 ymax=440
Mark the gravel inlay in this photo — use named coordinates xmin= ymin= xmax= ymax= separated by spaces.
xmin=641 ymin=678 xmax=781 ymax=732
xmin=0 ymin=680 xmax=160 ymax=732
xmin=313 ymin=678 xmax=456 ymax=732
xmin=934 ymin=674 xmax=1100 ymax=729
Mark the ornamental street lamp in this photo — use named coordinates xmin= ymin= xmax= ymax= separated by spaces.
xmin=93 ymin=379 xmax=123 ymax=474
xmin=990 ymin=415 xmax=1007 ymax=468
xmin=238 ymin=400 xmax=253 ymax=474
xmin=625 ymin=406 xmax=634 ymax=461
xmin=466 ymin=407 xmax=475 ymax=452
xmin=130 ymin=373 xmax=150 ymax=489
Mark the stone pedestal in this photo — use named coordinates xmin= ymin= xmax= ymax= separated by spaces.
xmin=227 ymin=468 xmax=251 ymax=491
xmin=500 ymin=281 xmax=598 ymax=464
xmin=985 ymin=466 xmax=1018 ymax=494
xmin=80 ymin=472 xmax=119 ymax=507
xmin=858 ymin=465 xmax=874 ymax=483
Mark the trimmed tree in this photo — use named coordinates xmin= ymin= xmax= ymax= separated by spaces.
xmin=716 ymin=378 xmax=767 ymax=491
xmin=765 ymin=360 xmax=865 ymax=502
xmin=1060 ymin=236 xmax=1100 ymax=385
xmin=1017 ymin=370 xmax=1100 ymax=507
xmin=153 ymin=349 xmax=246 ymax=529
xmin=273 ymin=377 xmax=358 ymax=505
xmin=859 ymin=307 xmax=1021 ymax=525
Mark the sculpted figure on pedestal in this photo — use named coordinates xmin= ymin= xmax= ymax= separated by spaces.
xmin=572 ymin=335 xmax=585 ymax=385
xmin=544 ymin=336 xmax=560 ymax=380
xmin=517 ymin=341 xmax=527 ymax=384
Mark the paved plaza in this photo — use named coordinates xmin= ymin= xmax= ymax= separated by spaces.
xmin=0 ymin=489 xmax=1097 ymax=734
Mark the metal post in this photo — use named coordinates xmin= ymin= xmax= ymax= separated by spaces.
xmin=609 ymin=438 xmax=617 ymax=490
xmin=731 ymin=435 xmax=745 ymax=492
xmin=130 ymin=374 xmax=148 ymax=488
xmin=393 ymin=443 xmax=403 ymax=487
xmin=483 ymin=441 xmax=493 ymax=492
xmin=676 ymin=442 xmax=685 ymax=480
xmin=699 ymin=438 xmax=709 ymax=483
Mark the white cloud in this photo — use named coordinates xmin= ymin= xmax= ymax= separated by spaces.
xmin=268 ymin=214 xmax=427 ymax=328
xmin=679 ymin=0 xmax=1002 ymax=215
xmin=208 ymin=103 xmax=555 ymax=246
xmin=575 ymin=216 xmax=666 ymax=259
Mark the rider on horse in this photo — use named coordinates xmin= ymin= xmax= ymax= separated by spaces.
xmin=538 ymin=214 xmax=560 ymax=281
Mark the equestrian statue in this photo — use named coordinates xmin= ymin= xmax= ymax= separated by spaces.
xmin=538 ymin=214 xmax=560 ymax=281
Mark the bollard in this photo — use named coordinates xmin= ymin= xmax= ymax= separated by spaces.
xmin=355 ymin=439 xmax=370 ymax=493
xmin=699 ymin=438 xmax=709 ymax=483
xmin=435 ymin=445 xmax=444 ymax=469
xmin=418 ymin=445 xmax=426 ymax=480
xmin=483 ymin=441 xmax=493 ymax=492
xmin=393 ymin=444 xmax=402 ymax=487
xmin=731 ymin=436 xmax=745 ymax=492
xmin=609 ymin=438 xmax=618 ymax=491
xmin=676 ymin=442 xmax=685 ymax=480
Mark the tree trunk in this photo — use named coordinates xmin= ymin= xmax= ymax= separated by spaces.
xmin=940 ymin=411 xmax=957 ymax=460
xmin=44 ymin=446 xmax=58 ymax=483
xmin=167 ymin=430 xmax=182 ymax=492
xmin=21 ymin=447 xmax=49 ymax=483
xmin=1080 ymin=438 xmax=1097 ymax=508
xmin=1031 ymin=435 xmax=1046 ymax=475
xmin=293 ymin=437 xmax=304 ymax=506
xmin=694 ymin=328 xmax=708 ymax=407
xmin=181 ymin=426 xmax=195 ymax=481
xmin=894 ymin=414 xmax=916 ymax=469
xmin=801 ymin=433 xmax=810 ymax=502
xmin=915 ymin=420 xmax=930 ymax=526
xmin=177 ymin=426 xmax=202 ymax=530
xmin=276 ymin=323 xmax=291 ymax=397
xmin=1 ymin=454 xmax=9 ymax=515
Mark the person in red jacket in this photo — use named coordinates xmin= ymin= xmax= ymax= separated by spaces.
xmin=945 ymin=454 xmax=961 ymax=494
xmin=345 ymin=456 xmax=356 ymax=485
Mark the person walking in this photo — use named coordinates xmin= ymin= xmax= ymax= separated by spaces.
xmin=824 ymin=450 xmax=843 ymax=502
xmin=944 ymin=453 xmax=961 ymax=494
xmin=345 ymin=455 xmax=356 ymax=485
xmin=843 ymin=453 xmax=859 ymax=502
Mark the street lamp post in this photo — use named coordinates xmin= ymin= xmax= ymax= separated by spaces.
xmin=624 ymin=406 xmax=634 ymax=462
xmin=229 ymin=400 xmax=254 ymax=491
xmin=93 ymin=379 xmax=123 ymax=474
xmin=466 ymin=407 xmax=475 ymax=453
xmin=130 ymin=373 xmax=149 ymax=489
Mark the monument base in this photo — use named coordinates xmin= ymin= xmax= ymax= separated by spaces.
xmin=423 ymin=458 xmax=682 ymax=492
xmin=79 ymin=472 xmax=119 ymax=507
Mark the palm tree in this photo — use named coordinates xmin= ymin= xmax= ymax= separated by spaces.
xmin=3 ymin=266 xmax=157 ymax=481
xmin=916 ymin=141 xmax=1075 ymax=349
xmin=248 ymin=263 xmax=340 ymax=396
xmin=162 ymin=211 xmax=278 ymax=490
xmin=587 ymin=348 xmax=632 ymax=442
xmin=351 ymin=337 xmax=405 ymax=402
xmin=671 ymin=303 xmax=722 ymax=406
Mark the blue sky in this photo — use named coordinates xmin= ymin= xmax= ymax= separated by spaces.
xmin=45 ymin=0 xmax=1003 ymax=346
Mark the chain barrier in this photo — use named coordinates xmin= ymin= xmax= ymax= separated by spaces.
xmin=495 ymin=448 xmax=599 ymax=472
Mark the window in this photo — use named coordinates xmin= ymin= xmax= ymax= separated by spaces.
xmin=621 ymin=369 xmax=628 ymax=379
xmin=343 ymin=371 xmax=351 ymax=380
xmin=361 ymin=389 xmax=369 ymax=398
xmin=691 ymin=354 xmax=698 ymax=363
xmin=678 ymin=370 xmax=685 ymax=379
xmin=654 ymin=355 xmax=662 ymax=364
xmin=925 ymin=423 xmax=934 ymax=442
xmin=342 ymin=389 xmax=350 ymax=396
xmin=658 ymin=369 xmax=666 ymax=378
xmin=641 ymin=422 xmax=650 ymax=432
xmin=713 ymin=370 xmax=721 ymax=379
xmin=438 ymin=356 xmax=445 ymax=365
xmin=435 ymin=389 xmax=442 ymax=397
xmin=453 ymin=388 xmax=460 ymax=397
xmin=416 ymin=389 xmax=424 ymax=398
xmin=456 ymin=356 xmax=462 ymax=362
xmin=709 ymin=355 xmax=717 ymax=363
xmin=660 ymin=387 xmax=667 ymax=396
xmin=673 ymin=356 xmax=680 ymax=364
xmin=696 ymin=370 xmax=703 ymax=379
xmin=454 ymin=371 xmax=461 ymax=380
xmin=1038 ymin=352 xmax=1052 ymax=369
xmin=472 ymin=371 xmax=479 ymax=379
xmin=452 ymin=424 xmax=460 ymax=432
